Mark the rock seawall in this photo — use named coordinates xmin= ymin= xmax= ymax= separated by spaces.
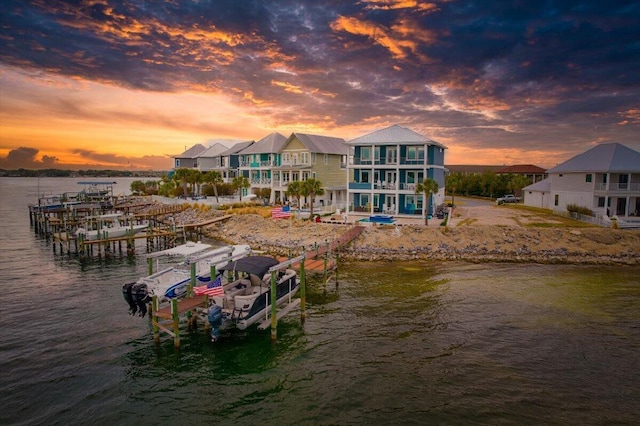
xmin=197 ymin=214 xmax=640 ymax=265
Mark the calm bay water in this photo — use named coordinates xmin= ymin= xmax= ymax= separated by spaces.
xmin=0 ymin=177 xmax=639 ymax=425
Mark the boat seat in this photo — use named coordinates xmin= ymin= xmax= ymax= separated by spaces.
xmin=224 ymin=279 xmax=250 ymax=302
xmin=234 ymin=292 xmax=261 ymax=311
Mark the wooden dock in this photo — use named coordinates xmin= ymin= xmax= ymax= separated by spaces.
xmin=280 ymin=225 xmax=364 ymax=284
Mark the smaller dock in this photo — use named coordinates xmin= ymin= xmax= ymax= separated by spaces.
xmin=281 ymin=225 xmax=364 ymax=285
xmin=152 ymin=295 xmax=210 ymax=348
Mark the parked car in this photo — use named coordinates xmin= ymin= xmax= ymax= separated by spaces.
xmin=496 ymin=194 xmax=521 ymax=205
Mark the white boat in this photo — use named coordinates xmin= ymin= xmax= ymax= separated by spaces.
xmin=75 ymin=213 xmax=148 ymax=240
xmin=204 ymin=255 xmax=299 ymax=340
xmin=123 ymin=243 xmax=251 ymax=316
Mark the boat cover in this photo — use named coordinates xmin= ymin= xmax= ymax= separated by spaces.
xmin=147 ymin=242 xmax=212 ymax=258
xmin=219 ymin=256 xmax=279 ymax=277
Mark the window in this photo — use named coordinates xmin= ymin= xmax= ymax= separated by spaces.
xmin=324 ymin=154 xmax=328 ymax=165
xmin=175 ymin=159 xmax=181 ymax=167
xmin=598 ymin=197 xmax=605 ymax=208
xmin=283 ymin=153 xmax=290 ymax=164
xmin=586 ymin=174 xmax=592 ymax=183
xmin=302 ymin=152 xmax=309 ymax=164
xmin=554 ymin=194 xmax=559 ymax=206
xmin=361 ymin=171 xmax=370 ymax=183
xmin=312 ymin=153 xmax=316 ymax=164
xmin=407 ymin=147 xmax=417 ymax=161
xmin=361 ymin=147 xmax=371 ymax=162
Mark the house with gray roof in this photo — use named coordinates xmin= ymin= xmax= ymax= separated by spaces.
xmin=238 ymin=132 xmax=288 ymax=193
xmin=216 ymin=141 xmax=254 ymax=183
xmin=173 ymin=144 xmax=206 ymax=169
xmin=195 ymin=142 xmax=230 ymax=171
xmin=524 ymin=142 xmax=640 ymax=218
xmin=270 ymin=132 xmax=348 ymax=208
xmin=346 ymin=124 xmax=447 ymax=218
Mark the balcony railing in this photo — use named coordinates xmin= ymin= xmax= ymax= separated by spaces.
xmin=596 ymin=183 xmax=640 ymax=191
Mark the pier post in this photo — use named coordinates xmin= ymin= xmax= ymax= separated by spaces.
xmin=152 ymin=296 xmax=160 ymax=344
xmin=148 ymin=257 xmax=153 ymax=276
xmin=300 ymin=258 xmax=306 ymax=324
xmin=172 ymin=298 xmax=180 ymax=348
xmin=270 ymin=270 xmax=277 ymax=342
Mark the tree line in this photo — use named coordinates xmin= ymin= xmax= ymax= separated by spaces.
xmin=445 ymin=171 xmax=532 ymax=204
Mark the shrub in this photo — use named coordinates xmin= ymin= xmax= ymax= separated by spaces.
xmin=566 ymin=204 xmax=593 ymax=216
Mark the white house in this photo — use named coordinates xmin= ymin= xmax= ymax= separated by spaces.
xmin=524 ymin=143 xmax=640 ymax=218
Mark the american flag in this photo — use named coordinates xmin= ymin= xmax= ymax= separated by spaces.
xmin=194 ymin=275 xmax=224 ymax=297
xmin=271 ymin=205 xmax=291 ymax=219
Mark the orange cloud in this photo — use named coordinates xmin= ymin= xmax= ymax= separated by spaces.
xmin=361 ymin=0 xmax=439 ymax=12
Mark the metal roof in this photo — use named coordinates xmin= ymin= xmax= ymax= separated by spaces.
xmin=220 ymin=141 xmax=254 ymax=156
xmin=176 ymin=143 xmax=206 ymax=158
xmin=291 ymin=133 xmax=348 ymax=154
xmin=347 ymin=124 xmax=446 ymax=148
xmin=197 ymin=143 xmax=229 ymax=158
xmin=239 ymin=132 xmax=288 ymax=154
xmin=547 ymin=143 xmax=640 ymax=173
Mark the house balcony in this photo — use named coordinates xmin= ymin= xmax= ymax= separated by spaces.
xmin=250 ymin=178 xmax=271 ymax=185
xmin=595 ymin=183 xmax=640 ymax=192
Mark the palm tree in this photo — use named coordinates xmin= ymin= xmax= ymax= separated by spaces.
xmin=302 ymin=178 xmax=324 ymax=218
xmin=286 ymin=180 xmax=303 ymax=211
xmin=203 ymin=170 xmax=223 ymax=202
xmin=508 ymin=174 xmax=531 ymax=198
xmin=232 ymin=176 xmax=250 ymax=201
xmin=415 ymin=178 xmax=439 ymax=225
xmin=172 ymin=167 xmax=192 ymax=197
xmin=445 ymin=173 xmax=460 ymax=207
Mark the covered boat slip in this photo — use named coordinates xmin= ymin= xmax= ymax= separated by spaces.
xmin=150 ymin=252 xmax=307 ymax=347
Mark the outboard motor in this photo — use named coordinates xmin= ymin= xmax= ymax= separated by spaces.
xmin=208 ymin=304 xmax=222 ymax=342
xmin=131 ymin=283 xmax=152 ymax=317
xmin=122 ymin=282 xmax=138 ymax=315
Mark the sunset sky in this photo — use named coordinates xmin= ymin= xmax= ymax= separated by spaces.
xmin=1 ymin=0 xmax=638 ymax=171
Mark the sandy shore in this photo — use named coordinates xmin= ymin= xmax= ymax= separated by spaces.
xmin=150 ymin=197 xmax=639 ymax=265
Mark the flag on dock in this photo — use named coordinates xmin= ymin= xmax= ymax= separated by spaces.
xmin=194 ymin=275 xmax=223 ymax=297
xmin=271 ymin=205 xmax=291 ymax=219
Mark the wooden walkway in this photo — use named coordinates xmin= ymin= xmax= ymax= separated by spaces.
xmin=282 ymin=225 xmax=364 ymax=272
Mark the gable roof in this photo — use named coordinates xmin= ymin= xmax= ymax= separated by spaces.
xmin=290 ymin=133 xmax=347 ymax=155
xmin=348 ymin=124 xmax=446 ymax=148
xmin=197 ymin=143 xmax=229 ymax=158
xmin=176 ymin=144 xmax=206 ymax=158
xmin=240 ymin=132 xmax=288 ymax=155
xmin=496 ymin=164 xmax=547 ymax=174
xmin=524 ymin=178 xmax=551 ymax=192
xmin=220 ymin=141 xmax=254 ymax=156
xmin=547 ymin=143 xmax=640 ymax=173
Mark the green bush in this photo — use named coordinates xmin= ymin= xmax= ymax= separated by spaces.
xmin=566 ymin=204 xmax=593 ymax=216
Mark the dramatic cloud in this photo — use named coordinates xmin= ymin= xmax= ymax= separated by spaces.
xmin=0 ymin=147 xmax=59 ymax=169
xmin=0 ymin=0 xmax=638 ymax=168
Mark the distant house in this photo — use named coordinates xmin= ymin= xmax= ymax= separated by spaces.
xmin=524 ymin=143 xmax=640 ymax=217
xmin=347 ymin=124 xmax=446 ymax=217
xmin=195 ymin=142 xmax=230 ymax=171
xmin=495 ymin=164 xmax=547 ymax=183
xmin=218 ymin=141 xmax=254 ymax=183
xmin=173 ymin=144 xmax=206 ymax=169
xmin=445 ymin=165 xmax=501 ymax=174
